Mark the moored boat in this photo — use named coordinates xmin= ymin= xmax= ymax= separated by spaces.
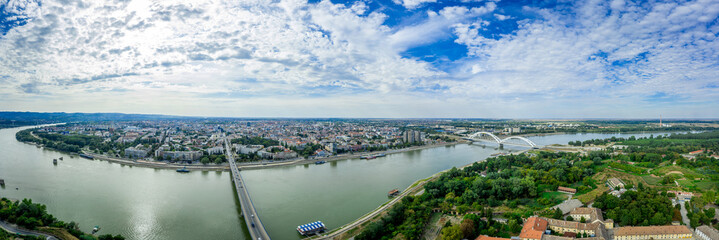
xmin=297 ymin=221 xmax=325 ymax=236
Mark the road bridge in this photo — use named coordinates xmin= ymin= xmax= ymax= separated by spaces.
xmin=224 ymin=138 xmax=271 ymax=240
xmin=465 ymin=132 xmax=539 ymax=148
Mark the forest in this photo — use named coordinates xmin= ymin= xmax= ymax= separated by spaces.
xmin=230 ymin=136 xmax=279 ymax=147
xmin=593 ymin=188 xmax=677 ymax=226
xmin=0 ymin=198 xmax=124 ymax=240
xmin=356 ymin=151 xmax=600 ymax=240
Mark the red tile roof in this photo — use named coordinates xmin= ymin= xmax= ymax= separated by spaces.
xmin=520 ymin=217 xmax=548 ymax=240
xmin=558 ymin=186 xmax=577 ymax=193
xmin=476 ymin=235 xmax=512 ymax=240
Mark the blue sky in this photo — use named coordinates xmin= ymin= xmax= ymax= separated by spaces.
xmin=0 ymin=0 xmax=717 ymax=118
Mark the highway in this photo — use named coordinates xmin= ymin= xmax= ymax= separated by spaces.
xmin=224 ymin=137 xmax=271 ymax=240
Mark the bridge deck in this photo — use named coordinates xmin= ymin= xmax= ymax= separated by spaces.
xmin=225 ymin=138 xmax=271 ymax=240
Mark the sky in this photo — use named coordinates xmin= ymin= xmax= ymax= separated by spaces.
xmin=0 ymin=0 xmax=718 ymax=118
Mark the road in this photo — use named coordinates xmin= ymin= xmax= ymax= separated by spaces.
xmin=316 ymin=152 xmax=504 ymax=240
xmin=316 ymin=172 xmax=442 ymax=240
xmin=679 ymin=200 xmax=691 ymax=226
xmin=0 ymin=220 xmax=58 ymax=240
xmin=224 ymin=137 xmax=271 ymax=240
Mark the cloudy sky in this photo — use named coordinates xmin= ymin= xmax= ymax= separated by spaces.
xmin=0 ymin=0 xmax=717 ymax=118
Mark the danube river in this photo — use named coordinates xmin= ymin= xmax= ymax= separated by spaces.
xmin=0 ymin=126 xmax=675 ymax=239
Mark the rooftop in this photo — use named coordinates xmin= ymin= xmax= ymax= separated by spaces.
xmin=520 ymin=217 xmax=548 ymax=240
xmin=696 ymin=225 xmax=719 ymax=240
xmin=552 ymin=199 xmax=583 ymax=214
xmin=614 ymin=225 xmax=693 ymax=236
xmin=476 ymin=235 xmax=512 ymax=240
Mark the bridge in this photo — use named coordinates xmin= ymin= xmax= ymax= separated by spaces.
xmin=465 ymin=132 xmax=539 ymax=148
xmin=224 ymin=137 xmax=271 ymax=240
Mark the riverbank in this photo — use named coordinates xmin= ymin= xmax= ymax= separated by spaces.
xmin=84 ymin=141 xmax=462 ymax=171
xmin=18 ymin=129 xmax=462 ymax=171
xmin=314 ymin=148 xmax=508 ymax=240
xmin=0 ymin=220 xmax=59 ymax=240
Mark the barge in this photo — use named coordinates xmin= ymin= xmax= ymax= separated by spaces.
xmin=297 ymin=221 xmax=325 ymax=236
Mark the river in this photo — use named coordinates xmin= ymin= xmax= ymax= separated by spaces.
xmin=0 ymin=126 xmax=676 ymax=239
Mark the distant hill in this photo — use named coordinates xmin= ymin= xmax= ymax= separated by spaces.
xmin=0 ymin=111 xmax=194 ymax=125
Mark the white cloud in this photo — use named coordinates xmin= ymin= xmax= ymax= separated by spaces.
xmin=450 ymin=0 xmax=719 ymax=112
xmin=0 ymin=0 xmax=717 ymax=118
xmin=393 ymin=0 xmax=437 ymax=10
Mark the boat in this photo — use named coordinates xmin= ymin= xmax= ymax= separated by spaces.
xmin=297 ymin=221 xmax=325 ymax=236
xmin=388 ymin=189 xmax=400 ymax=197
xmin=176 ymin=167 xmax=190 ymax=173
xmin=92 ymin=225 xmax=100 ymax=234
xmin=59 ymin=157 xmax=63 ymax=160
xmin=53 ymin=159 xmax=57 ymax=164
xmin=79 ymin=154 xmax=94 ymax=159
xmin=361 ymin=153 xmax=386 ymax=159
xmin=0 ymin=179 xmax=5 ymax=186
xmin=314 ymin=160 xmax=326 ymax=165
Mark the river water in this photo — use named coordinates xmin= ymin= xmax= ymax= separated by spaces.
xmin=0 ymin=126 xmax=674 ymax=239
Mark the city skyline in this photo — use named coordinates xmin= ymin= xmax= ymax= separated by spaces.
xmin=1 ymin=0 xmax=718 ymax=118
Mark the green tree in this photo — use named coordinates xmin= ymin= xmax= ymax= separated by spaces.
xmin=460 ymin=219 xmax=475 ymax=240
xmin=441 ymin=225 xmax=462 ymax=240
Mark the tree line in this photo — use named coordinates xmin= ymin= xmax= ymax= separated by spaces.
xmin=0 ymin=198 xmax=124 ymax=240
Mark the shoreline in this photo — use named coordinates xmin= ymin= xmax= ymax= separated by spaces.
xmin=19 ymin=132 xmax=463 ymax=171
xmin=318 ymin=148 xmax=529 ymax=239
xmin=87 ymin=141 xmax=463 ymax=171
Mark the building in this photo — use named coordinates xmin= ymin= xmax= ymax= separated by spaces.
xmin=557 ymin=186 xmax=577 ymax=194
xmin=614 ymin=225 xmax=693 ymax=240
xmin=530 ymin=207 xmax=613 ymax=240
xmin=606 ymin=178 xmax=625 ymax=190
xmin=519 ymin=217 xmax=548 ymax=240
xmin=237 ymin=144 xmax=263 ymax=154
xmin=668 ymin=191 xmax=694 ymax=202
xmin=552 ymin=199 xmax=583 ymax=215
xmin=205 ymin=146 xmax=224 ymax=155
xmin=689 ymin=150 xmax=704 ymax=155
xmin=504 ymin=127 xmax=522 ymax=134
xmin=124 ymin=147 xmax=148 ymax=159
xmin=156 ymin=150 xmax=203 ymax=161
xmin=403 ymin=130 xmax=423 ymax=144
xmin=324 ymin=142 xmax=336 ymax=152
xmin=257 ymin=146 xmax=298 ymax=159
xmin=696 ymin=225 xmax=719 ymax=240
xmin=476 ymin=236 xmax=511 ymax=240
xmin=569 ymin=207 xmax=603 ymax=223
xmin=544 ymin=218 xmax=601 ymax=237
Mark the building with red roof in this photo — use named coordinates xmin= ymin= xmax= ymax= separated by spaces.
xmin=519 ymin=217 xmax=548 ymax=240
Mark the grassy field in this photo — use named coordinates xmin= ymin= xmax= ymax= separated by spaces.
xmin=651 ymin=166 xmax=705 ymax=180
xmin=641 ymin=175 xmax=662 ymax=185
xmin=542 ymin=191 xmax=569 ymax=204
xmin=677 ymin=179 xmax=696 ymax=189
xmin=608 ymin=162 xmax=648 ymax=175
xmin=38 ymin=227 xmax=78 ymax=240
xmin=576 ymin=184 xmax=609 ymax=204
xmin=695 ymin=180 xmax=719 ymax=191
